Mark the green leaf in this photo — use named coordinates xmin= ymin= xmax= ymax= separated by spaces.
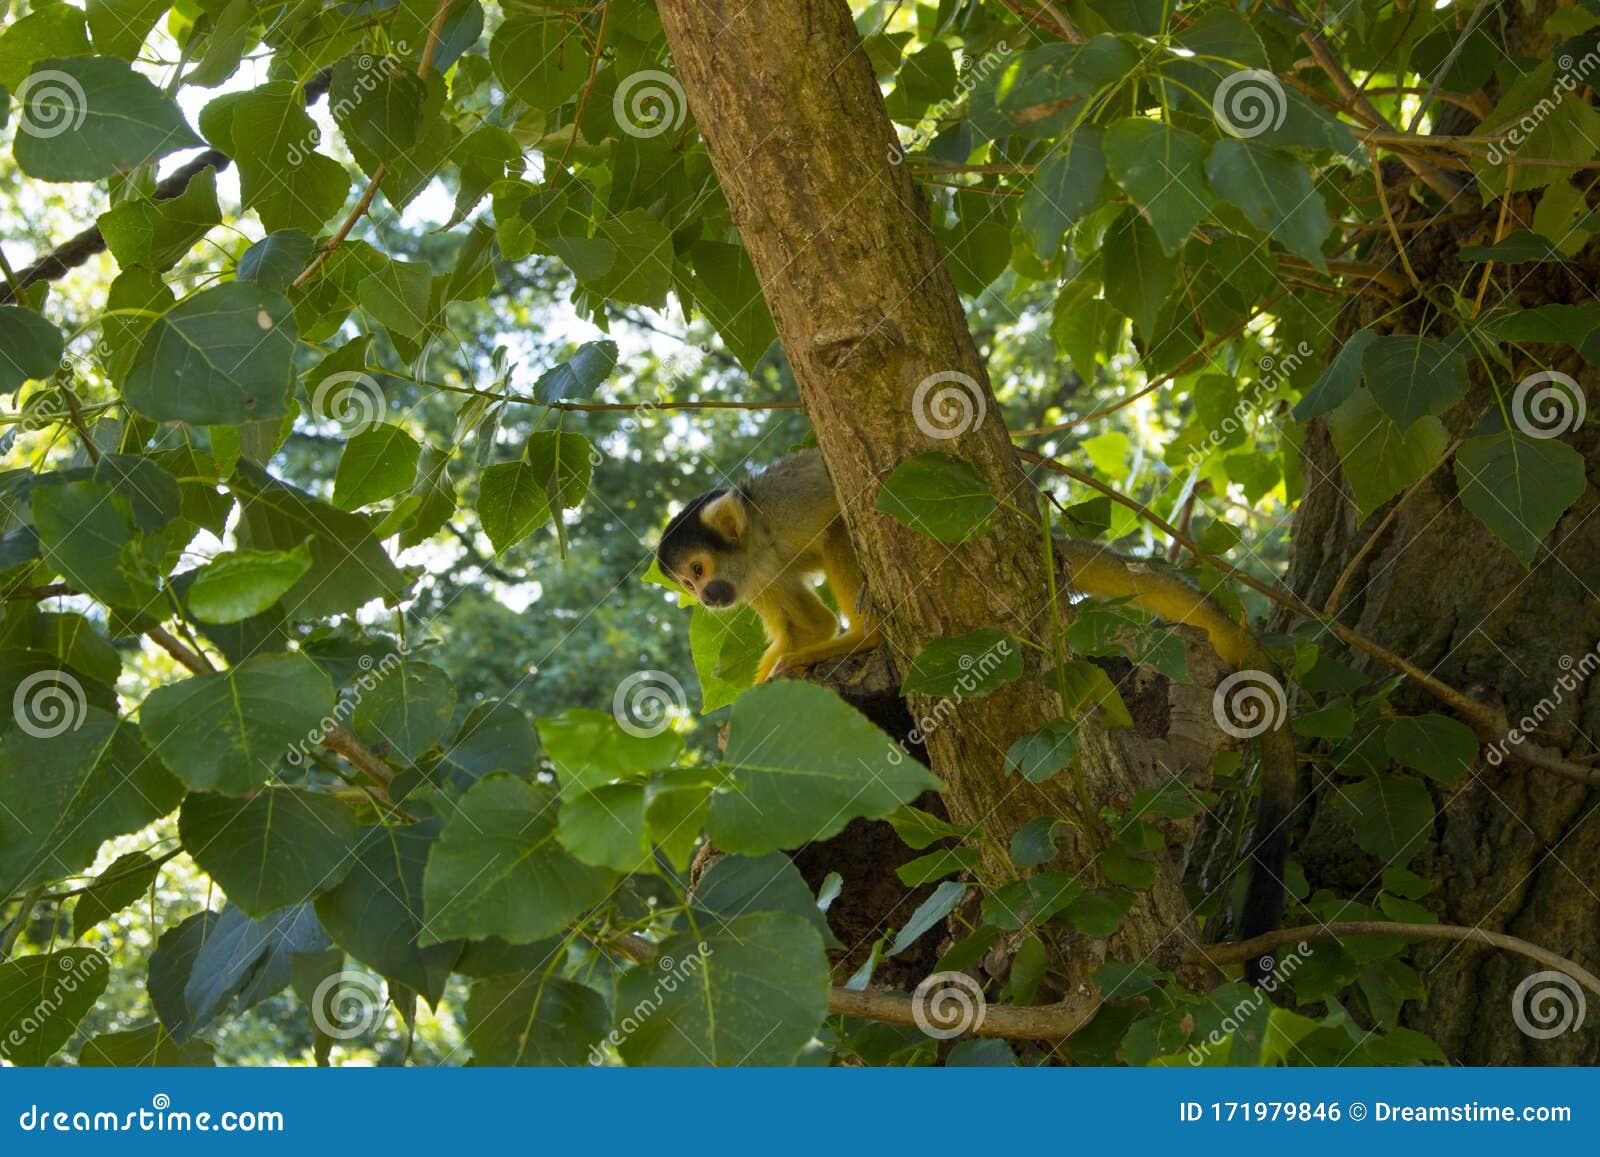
xmin=98 ymin=167 xmax=220 ymax=273
xmin=351 ymin=660 xmax=457 ymax=761
xmin=1010 ymin=815 xmax=1063 ymax=869
xmin=687 ymin=242 xmax=777 ymax=372
xmin=1337 ymin=773 xmax=1434 ymax=864
xmin=1327 ymin=390 xmax=1450 ymax=518
xmin=86 ymin=0 xmax=168 ymax=60
xmin=537 ymin=706 xmax=682 ymax=793
xmin=0 ymin=949 xmax=109 ymax=1064
xmin=238 ymin=230 xmax=314 ymax=293
xmin=1019 ymin=126 xmax=1105 ymax=260
xmin=331 ymin=53 xmax=427 ymax=165
xmin=32 ymin=480 xmax=157 ymax=609
xmin=466 ymin=974 xmax=609 ymax=1065
xmin=1459 ymin=230 xmax=1567 ymax=263
xmin=1454 ymin=428 xmax=1586 ymax=564
xmin=479 ymin=458 xmax=552 ymax=553
xmin=1004 ymin=720 xmax=1081 ymax=783
xmin=896 ymin=845 xmax=979 ymax=884
xmin=72 ymin=851 xmax=162 ymax=939
xmin=1047 ymin=660 xmax=1134 ymax=728
xmin=709 ymin=682 xmax=942 ymax=854
xmin=615 ymin=913 xmax=827 ymax=1066
xmin=587 ymin=209 xmax=675 ymax=307
xmin=187 ymin=544 xmax=313 ymax=624
xmin=0 ymin=711 xmax=181 ymax=895
xmin=874 ymin=452 xmax=997 ymax=543
xmin=533 ymin=340 xmax=620 ymax=403
xmin=145 ymin=910 xmax=218 ymax=1041
xmin=332 ymin=423 xmax=422 ymax=510
xmin=314 ymin=818 xmax=461 ymax=1004
xmin=888 ymin=880 xmax=967 ymax=956
xmin=124 ymin=282 xmax=297 ymax=425
xmin=358 ymin=258 xmax=433 ymax=338
xmin=139 ymin=652 xmax=334 ymax=794
xmin=79 ymin=1023 xmax=215 ymax=1067
xmin=200 ymin=82 xmax=350 ymax=233
xmin=1205 ymin=139 xmax=1329 ymax=265
xmin=421 ymin=774 xmax=618 ymax=945
xmin=1103 ymin=208 xmax=1173 ymax=333
xmin=692 ymin=852 xmax=843 ymax=949
xmin=13 ymin=56 xmax=199 ymax=182
xmin=1385 ymin=714 xmax=1478 ymax=784
xmin=0 ymin=6 xmax=89 ymax=91
xmin=230 ymin=462 xmax=409 ymax=619
xmin=1293 ymin=329 xmax=1374 ymax=421
xmin=0 ymin=306 xmax=65 ymax=396
xmin=1292 ymin=697 xmax=1355 ymax=740
xmin=179 ymin=788 xmax=358 ymax=917
xmin=900 ymin=628 xmax=1022 ymax=697
xmin=490 ymin=14 xmax=588 ymax=110
xmin=556 ymin=782 xmax=650 ymax=872
xmin=1361 ymin=335 xmax=1471 ymax=429
xmin=689 ymin=603 xmax=765 ymax=712
xmin=1103 ymin=119 xmax=1213 ymax=255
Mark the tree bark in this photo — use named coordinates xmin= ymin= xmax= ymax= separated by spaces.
xmin=656 ymin=0 xmax=1209 ymax=982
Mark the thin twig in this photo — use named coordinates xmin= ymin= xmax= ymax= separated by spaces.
xmin=1369 ymin=144 xmax=1421 ymax=292
xmin=290 ymin=0 xmax=456 ymax=290
xmin=1472 ymin=163 xmax=1515 ymax=318
xmin=552 ymin=0 xmax=610 ymax=185
xmin=1324 ymin=438 xmax=1461 ymax=615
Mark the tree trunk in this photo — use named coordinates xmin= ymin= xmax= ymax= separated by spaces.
xmin=656 ymin=0 xmax=1209 ymax=982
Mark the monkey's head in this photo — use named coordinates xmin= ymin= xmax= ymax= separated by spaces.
xmin=655 ymin=487 xmax=754 ymax=609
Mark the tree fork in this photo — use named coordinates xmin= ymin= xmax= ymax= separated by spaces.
xmin=656 ymin=0 xmax=1202 ymax=980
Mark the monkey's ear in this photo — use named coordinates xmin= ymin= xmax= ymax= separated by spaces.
xmin=702 ymin=492 xmax=748 ymax=543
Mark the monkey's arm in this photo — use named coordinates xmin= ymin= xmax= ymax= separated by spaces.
xmin=751 ymin=582 xmax=841 ymax=683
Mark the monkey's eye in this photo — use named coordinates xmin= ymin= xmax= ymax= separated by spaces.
xmin=692 ymin=563 xmax=704 ymax=580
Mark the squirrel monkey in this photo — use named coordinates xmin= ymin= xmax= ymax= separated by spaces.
xmin=656 ymin=451 xmax=881 ymax=683
xmin=658 ymin=449 xmax=1293 ymax=978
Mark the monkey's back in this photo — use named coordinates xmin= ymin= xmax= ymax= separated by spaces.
xmin=743 ymin=450 xmax=843 ymax=560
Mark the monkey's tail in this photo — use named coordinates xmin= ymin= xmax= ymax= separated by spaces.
xmin=1238 ymin=721 xmax=1297 ymax=987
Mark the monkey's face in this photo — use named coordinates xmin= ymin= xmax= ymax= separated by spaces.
xmin=656 ymin=488 xmax=753 ymax=610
